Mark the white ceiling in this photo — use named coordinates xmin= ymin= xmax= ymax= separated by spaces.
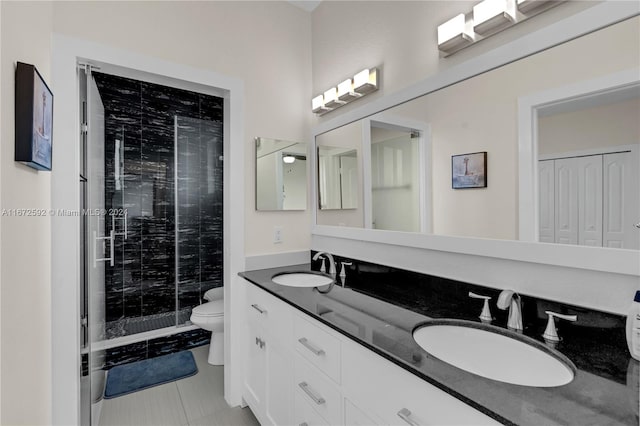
xmin=288 ymin=0 xmax=322 ymax=12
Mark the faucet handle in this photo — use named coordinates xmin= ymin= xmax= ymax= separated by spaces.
xmin=318 ymin=258 xmax=326 ymax=273
xmin=543 ymin=311 xmax=577 ymax=344
xmin=339 ymin=262 xmax=352 ymax=286
xmin=469 ymin=292 xmax=493 ymax=323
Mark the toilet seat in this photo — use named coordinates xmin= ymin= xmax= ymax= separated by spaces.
xmin=191 ymin=299 xmax=224 ymax=317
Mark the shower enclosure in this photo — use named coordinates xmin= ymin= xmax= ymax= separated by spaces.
xmin=104 ymin=114 xmax=223 ymax=339
xmin=91 ymin=72 xmax=224 ymax=340
xmin=80 ymin=66 xmax=224 ymax=425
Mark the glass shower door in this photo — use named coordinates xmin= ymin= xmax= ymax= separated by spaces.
xmin=81 ymin=67 xmax=108 ymax=426
xmin=174 ymin=116 xmax=224 ymax=323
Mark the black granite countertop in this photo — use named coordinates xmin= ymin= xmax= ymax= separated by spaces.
xmin=240 ymin=263 xmax=640 ymax=426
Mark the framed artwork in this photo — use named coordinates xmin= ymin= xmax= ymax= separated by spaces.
xmin=452 ymin=151 xmax=487 ymax=189
xmin=15 ymin=62 xmax=53 ymax=171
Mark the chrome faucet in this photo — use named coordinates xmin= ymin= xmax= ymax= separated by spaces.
xmin=312 ymin=251 xmax=337 ymax=277
xmin=497 ymin=290 xmax=523 ymax=332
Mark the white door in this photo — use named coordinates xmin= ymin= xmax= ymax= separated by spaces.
xmin=538 ymin=160 xmax=555 ymax=243
xmin=244 ymin=324 xmax=266 ymax=413
xmin=603 ymin=151 xmax=640 ymax=249
xmin=578 ymin=155 xmax=603 ymax=247
xmin=554 ymin=158 xmax=579 ymax=245
xmin=264 ymin=340 xmax=293 ymax=426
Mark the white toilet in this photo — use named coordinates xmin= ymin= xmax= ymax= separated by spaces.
xmin=190 ymin=287 xmax=224 ymax=365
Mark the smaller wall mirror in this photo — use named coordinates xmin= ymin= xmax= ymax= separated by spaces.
xmin=255 ymin=137 xmax=307 ymax=211
xmin=317 ymin=146 xmax=358 ymax=210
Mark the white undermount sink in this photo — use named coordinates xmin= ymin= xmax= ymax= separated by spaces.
xmin=271 ymin=271 xmax=334 ymax=288
xmin=413 ymin=320 xmax=575 ymax=387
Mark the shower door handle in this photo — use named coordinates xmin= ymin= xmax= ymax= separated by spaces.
xmin=93 ymin=229 xmax=115 ymax=267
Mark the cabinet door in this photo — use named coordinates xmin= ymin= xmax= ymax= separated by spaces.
xmin=345 ymin=398 xmax=381 ymax=426
xmin=603 ymin=151 xmax=640 ymax=249
xmin=538 ymin=160 xmax=555 ymax=243
xmin=265 ymin=338 xmax=293 ymax=426
xmin=554 ymin=158 xmax=579 ymax=245
xmin=244 ymin=324 xmax=266 ymax=415
xmin=577 ymin=155 xmax=603 ymax=247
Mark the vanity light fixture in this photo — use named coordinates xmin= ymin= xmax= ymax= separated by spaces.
xmin=336 ymin=78 xmax=361 ymax=102
xmin=473 ymin=0 xmax=515 ymax=35
xmin=437 ymin=13 xmax=474 ymax=54
xmin=312 ymin=94 xmax=331 ymax=114
xmin=283 ymin=155 xmax=296 ymax=164
xmin=323 ymin=87 xmax=345 ymax=109
xmin=517 ymin=0 xmax=557 ymax=13
xmin=438 ymin=0 xmax=565 ymax=56
xmin=353 ymin=68 xmax=378 ymax=95
xmin=312 ymin=68 xmax=378 ymax=115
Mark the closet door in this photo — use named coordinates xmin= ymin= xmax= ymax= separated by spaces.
xmin=577 ymin=155 xmax=603 ymax=247
xmin=538 ymin=160 xmax=555 ymax=243
xmin=554 ymin=158 xmax=579 ymax=245
xmin=603 ymin=151 xmax=639 ymax=249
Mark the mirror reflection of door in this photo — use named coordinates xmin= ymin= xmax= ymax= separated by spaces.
xmin=370 ymin=125 xmax=421 ymax=232
xmin=255 ymin=137 xmax=307 ymax=211
xmin=537 ymin=84 xmax=640 ymax=249
xmin=317 ymin=146 xmax=358 ymax=209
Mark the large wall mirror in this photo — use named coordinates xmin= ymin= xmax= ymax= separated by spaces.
xmin=255 ymin=137 xmax=307 ymax=211
xmin=313 ymin=13 xmax=640 ymax=252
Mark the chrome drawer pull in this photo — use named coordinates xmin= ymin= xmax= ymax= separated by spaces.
xmin=299 ymin=423 xmax=309 ymax=426
xmin=298 ymin=382 xmax=325 ymax=405
xmin=298 ymin=337 xmax=325 ymax=356
xmin=398 ymin=408 xmax=419 ymax=426
xmin=251 ymin=304 xmax=267 ymax=314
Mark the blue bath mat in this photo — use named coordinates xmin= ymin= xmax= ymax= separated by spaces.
xmin=104 ymin=351 xmax=198 ymax=399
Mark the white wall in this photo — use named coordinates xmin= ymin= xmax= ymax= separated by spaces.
xmin=0 ymin=2 xmax=53 ymax=425
xmin=539 ymin=97 xmax=640 ymax=156
xmin=52 ymin=0 xmax=312 ymax=256
xmin=0 ymin=3 xmax=3 ymax=422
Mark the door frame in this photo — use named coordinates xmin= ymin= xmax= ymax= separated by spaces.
xmin=362 ymin=114 xmax=431 ymax=233
xmin=517 ymin=68 xmax=640 ymax=242
xmin=52 ymin=34 xmax=245 ymax=425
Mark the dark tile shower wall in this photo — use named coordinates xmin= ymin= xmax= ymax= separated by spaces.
xmin=93 ymin=72 xmax=224 ymax=325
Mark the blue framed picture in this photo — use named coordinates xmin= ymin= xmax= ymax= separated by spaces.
xmin=452 ymin=151 xmax=487 ymax=189
xmin=15 ymin=62 xmax=53 ymax=171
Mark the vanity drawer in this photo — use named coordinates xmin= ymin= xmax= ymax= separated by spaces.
xmin=342 ymin=339 xmax=500 ymax=426
xmin=294 ymin=391 xmax=330 ymax=426
xmin=294 ymin=313 xmax=341 ymax=383
xmin=295 ymin=353 xmax=342 ymax=426
xmin=246 ymin=283 xmax=292 ymax=347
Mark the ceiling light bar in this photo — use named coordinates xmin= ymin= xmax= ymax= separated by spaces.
xmin=473 ymin=0 xmax=515 ymax=35
xmin=438 ymin=0 xmax=566 ymax=56
xmin=311 ymin=68 xmax=379 ymax=115
xmin=437 ymin=14 xmax=474 ymax=54
xmin=517 ymin=0 xmax=562 ymax=14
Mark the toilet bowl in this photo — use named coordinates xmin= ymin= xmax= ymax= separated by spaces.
xmin=190 ymin=287 xmax=224 ymax=365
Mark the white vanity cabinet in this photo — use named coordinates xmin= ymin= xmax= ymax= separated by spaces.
xmin=243 ymin=284 xmax=295 ymax=426
xmin=341 ymin=338 xmax=501 ymax=426
xmin=242 ymin=282 xmax=501 ymax=426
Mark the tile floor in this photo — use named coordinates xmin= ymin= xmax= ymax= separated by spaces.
xmin=99 ymin=345 xmax=259 ymax=426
